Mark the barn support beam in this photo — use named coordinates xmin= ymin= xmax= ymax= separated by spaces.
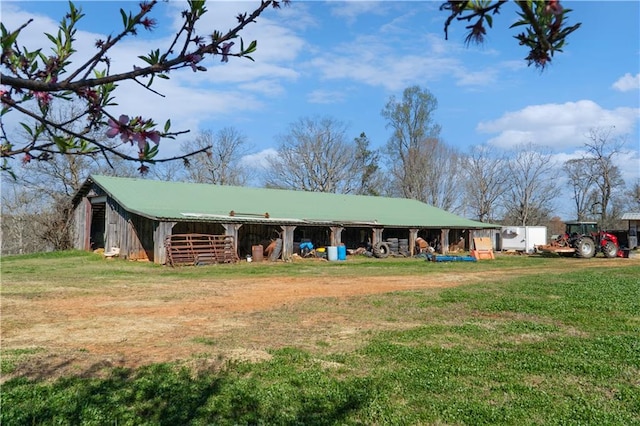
xmin=83 ymin=200 xmax=92 ymax=250
xmin=154 ymin=221 xmax=176 ymax=264
xmin=372 ymin=228 xmax=384 ymax=246
xmin=329 ymin=226 xmax=344 ymax=247
xmin=105 ymin=199 xmax=119 ymax=255
xmin=280 ymin=225 xmax=296 ymax=260
xmin=440 ymin=228 xmax=450 ymax=254
xmin=222 ymin=223 xmax=242 ymax=256
xmin=409 ymin=228 xmax=418 ymax=256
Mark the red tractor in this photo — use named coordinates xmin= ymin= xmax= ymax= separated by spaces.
xmin=539 ymin=221 xmax=622 ymax=258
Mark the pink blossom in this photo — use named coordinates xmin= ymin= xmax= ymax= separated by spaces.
xmin=106 ymin=114 xmax=132 ymax=142
xmin=145 ymin=130 xmax=161 ymax=144
xmin=141 ymin=17 xmax=157 ymax=30
xmin=133 ymin=130 xmax=161 ymax=150
xmin=33 ymin=91 xmax=52 ymax=106
xmin=139 ymin=1 xmax=153 ymax=13
xmin=186 ymin=54 xmax=202 ymax=72
xmin=133 ymin=133 xmax=147 ymax=150
xmin=220 ymin=42 xmax=234 ymax=63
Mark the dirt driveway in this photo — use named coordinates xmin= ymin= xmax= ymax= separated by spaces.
xmin=2 ymin=257 xmax=634 ymax=380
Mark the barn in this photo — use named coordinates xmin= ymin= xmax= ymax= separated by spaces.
xmin=72 ymin=175 xmax=499 ymax=264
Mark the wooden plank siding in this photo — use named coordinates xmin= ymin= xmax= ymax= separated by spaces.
xmin=103 ymin=198 xmax=150 ymax=262
xmin=154 ymin=221 xmax=175 ymax=265
xmin=72 ymin=197 xmax=91 ymax=250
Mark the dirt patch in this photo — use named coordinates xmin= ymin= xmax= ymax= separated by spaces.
xmin=1 ymin=257 xmax=634 ymax=380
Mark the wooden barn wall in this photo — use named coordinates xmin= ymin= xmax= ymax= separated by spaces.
xmin=104 ymin=199 xmax=152 ymax=261
xmin=72 ymin=197 xmax=91 ymax=250
xmin=129 ymin=213 xmax=157 ymax=261
xmin=154 ymin=221 xmax=175 ymax=265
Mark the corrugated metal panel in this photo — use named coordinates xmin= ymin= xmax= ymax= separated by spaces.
xmin=621 ymin=212 xmax=640 ymax=220
xmin=84 ymin=175 xmax=500 ymax=229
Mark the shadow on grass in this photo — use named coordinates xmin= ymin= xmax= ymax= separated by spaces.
xmin=2 ymin=361 xmax=372 ymax=425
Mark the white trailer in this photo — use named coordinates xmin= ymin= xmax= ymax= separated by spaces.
xmin=499 ymin=226 xmax=547 ymax=253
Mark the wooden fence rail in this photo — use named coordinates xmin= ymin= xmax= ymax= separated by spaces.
xmin=165 ymin=234 xmax=239 ymax=266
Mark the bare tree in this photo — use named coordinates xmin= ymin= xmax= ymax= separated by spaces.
xmin=583 ymin=127 xmax=626 ymax=229
xmin=264 ymin=116 xmax=360 ymax=193
xmin=381 ymin=86 xmax=464 ymax=209
xmin=352 ymin=132 xmax=384 ymax=196
xmin=147 ymin=160 xmax=188 ymax=182
xmin=623 ymin=180 xmax=640 ymax=211
xmin=422 ymin=141 xmax=464 ymax=212
xmin=502 ymin=143 xmax=560 ymax=226
xmin=181 ymin=128 xmax=252 ymax=186
xmin=563 ymin=157 xmax=597 ymax=221
xmin=0 ymin=183 xmax=43 ymax=255
xmin=381 ymin=86 xmax=441 ymax=201
xmin=463 ymin=144 xmax=509 ymax=222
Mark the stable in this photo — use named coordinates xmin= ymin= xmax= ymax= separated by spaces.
xmin=72 ymin=175 xmax=499 ymax=264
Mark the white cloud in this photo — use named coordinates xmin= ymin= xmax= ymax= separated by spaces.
xmin=302 ymin=8 xmax=506 ymax=93
xmin=477 ymin=100 xmax=640 ymax=150
xmin=612 ymin=73 xmax=640 ymax=92
xmin=309 ymin=34 xmax=497 ymax=92
xmin=307 ymin=89 xmax=347 ymax=104
xmin=615 ymin=149 xmax=640 ymax=184
xmin=329 ymin=1 xmax=389 ymax=23
xmin=240 ymin=148 xmax=278 ymax=170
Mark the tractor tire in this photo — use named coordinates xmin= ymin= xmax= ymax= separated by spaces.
xmin=575 ymin=238 xmax=596 ymax=258
xmin=603 ymin=240 xmax=618 ymax=258
xmin=372 ymin=242 xmax=390 ymax=258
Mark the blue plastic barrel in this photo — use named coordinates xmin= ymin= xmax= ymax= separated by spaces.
xmin=337 ymin=245 xmax=347 ymax=261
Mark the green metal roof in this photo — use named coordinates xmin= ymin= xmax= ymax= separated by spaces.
xmin=83 ymin=175 xmax=498 ymax=229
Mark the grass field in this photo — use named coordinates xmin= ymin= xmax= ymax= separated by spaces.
xmin=1 ymin=251 xmax=639 ymax=425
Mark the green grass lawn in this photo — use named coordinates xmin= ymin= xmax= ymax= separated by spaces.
xmin=1 ymin=251 xmax=639 ymax=425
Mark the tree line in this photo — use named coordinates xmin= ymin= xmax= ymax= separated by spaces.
xmin=4 ymin=0 xmax=631 ymax=255
xmin=2 ymin=85 xmax=637 ymax=255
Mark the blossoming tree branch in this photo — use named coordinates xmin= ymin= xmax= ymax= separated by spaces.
xmin=0 ymin=0 xmax=580 ymax=176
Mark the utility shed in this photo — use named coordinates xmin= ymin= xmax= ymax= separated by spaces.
xmin=72 ymin=175 xmax=499 ymax=264
xmin=621 ymin=212 xmax=639 ymax=249
xmin=499 ymin=226 xmax=547 ymax=253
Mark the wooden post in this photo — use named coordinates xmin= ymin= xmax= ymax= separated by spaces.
xmin=441 ymin=228 xmax=450 ymax=254
xmin=329 ymin=226 xmax=344 ymax=247
xmin=222 ymin=223 xmax=242 ymax=256
xmin=83 ymin=198 xmax=93 ymax=251
xmin=409 ymin=228 xmax=418 ymax=256
xmin=154 ymin=221 xmax=175 ymax=265
xmin=372 ymin=228 xmax=384 ymax=246
xmin=280 ymin=225 xmax=296 ymax=260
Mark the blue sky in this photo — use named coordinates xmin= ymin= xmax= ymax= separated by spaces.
xmin=2 ymin=1 xmax=639 ymax=194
